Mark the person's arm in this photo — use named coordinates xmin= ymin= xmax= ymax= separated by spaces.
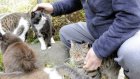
xmin=93 ymin=0 xmax=140 ymax=59
xmin=51 ymin=0 xmax=82 ymax=16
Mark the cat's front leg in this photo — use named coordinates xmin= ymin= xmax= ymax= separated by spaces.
xmin=38 ymin=36 xmax=47 ymax=50
xmin=117 ymin=67 xmax=125 ymax=79
xmin=19 ymin=35 xmax=25 ymax=41
xmin=14 ymin=17 xmax=29 ymax=41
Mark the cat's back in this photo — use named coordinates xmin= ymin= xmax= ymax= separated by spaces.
xmin=3 ymin=41 xmax=35 ymax=64
xmin=0 ymin=12 xmax=29 ymax=32
xmin=3 ymin=41 xmax=37 ymax=73
xmin=5 ymin=41 xmax=31 ymax=53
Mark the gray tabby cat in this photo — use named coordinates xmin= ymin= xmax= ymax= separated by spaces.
xmin=0 ymin=12 xmax=32 ymax=41
xmin=56 ymin=64 xmax=92 ymax=79
xmin=69 ymin=41 xmax=121 ymax=79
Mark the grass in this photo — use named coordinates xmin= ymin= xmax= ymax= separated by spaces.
xmin=0 ymin=53 xmax=3 ymax=71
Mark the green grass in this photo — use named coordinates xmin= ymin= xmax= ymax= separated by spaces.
xmin=0 ymin=53 xmax=3 ymax=71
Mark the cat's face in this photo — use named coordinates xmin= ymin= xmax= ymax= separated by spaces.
xmin=0 ymin=32 xmax=22 ymax=46
xmin=31 ymin=11 xmax=47 ymax=24
xmin=69 ymin=41 xmax=89 ymax=65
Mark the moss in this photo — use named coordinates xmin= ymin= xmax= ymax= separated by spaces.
xmin=0 ymin=53 xmax=3 ymax=71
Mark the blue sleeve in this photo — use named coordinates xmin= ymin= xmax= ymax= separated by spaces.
xmin=93 ymin=0 xmax=140 ymax=59
xmin=51 ymin=0 xmax=82 ymax=16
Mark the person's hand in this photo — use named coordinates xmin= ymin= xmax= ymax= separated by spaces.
xmin=83 ymin=48 xmax=102 ymax=71
xmin=33 ymin=3 xmax=54 ymax=14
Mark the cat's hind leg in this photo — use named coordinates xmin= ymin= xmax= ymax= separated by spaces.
xmin=47 ymin=40 xmax=51 ymax=49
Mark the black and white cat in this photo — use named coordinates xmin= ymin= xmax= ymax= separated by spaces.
xmin=31 ymin=11 xmax=55 ymax=50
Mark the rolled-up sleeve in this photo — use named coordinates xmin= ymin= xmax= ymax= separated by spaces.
xmin=51 ymin=0 xmax=82 ymax=16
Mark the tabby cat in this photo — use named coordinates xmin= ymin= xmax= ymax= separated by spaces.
xmin=0 ymin=12 xmax=31 ymax=41
xmin=56 ymin=64 xmax=92 ymax=79
xmin=69 ymin=41 xmax=121 ymax=79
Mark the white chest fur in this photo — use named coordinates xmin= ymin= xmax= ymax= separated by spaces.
xmin=34 ymin=15 xmax=46 ymax=31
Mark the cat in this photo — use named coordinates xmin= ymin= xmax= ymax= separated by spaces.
xmin=56 ymin=64 xmax=92 ymax=79
xmin=31 ymin=11 xmax=55 ymax=50
xmin=0 ymin=12 xmax=31 ymax=41
xmin=0 ymin=32 xmax=62 ymax=79
xmin=0 ymin=11 xmax=55 ymax=50
xmin=68 ymin=41 xmax=121 ymax=79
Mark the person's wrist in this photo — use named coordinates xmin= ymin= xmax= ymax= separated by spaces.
xmin=45 ymin=3 xmax=54 ymax=14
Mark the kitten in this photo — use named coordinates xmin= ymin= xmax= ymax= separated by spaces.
xmin=0 ymin=12 xmax=31 ymax=41
xmin=0 ymin=32 xmax=62 ymax=79
xmin=31 ymin=11 xmax=55 ymax=50
xmin=69 ymin=41 xmax=121 ymax=79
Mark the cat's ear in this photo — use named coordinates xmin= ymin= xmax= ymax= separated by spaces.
xmin=31 ymin=12 xmax=35 ymax=18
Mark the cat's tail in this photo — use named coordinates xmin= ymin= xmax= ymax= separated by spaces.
xmin=56 ymin=64 xmax=92 ymax=79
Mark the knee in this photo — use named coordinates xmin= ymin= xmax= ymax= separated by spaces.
xmin=59 ymin=25 xmax=70 ymax=41
xmin=118 ymin=34 xmax=140 ymax=58
xmin=59 ymin=25 xmax=70 ymax=36
xmin=117 ymin=37 xmax=140 ymax=69
xmin=59 ymin=25 xmax=72 ymax=48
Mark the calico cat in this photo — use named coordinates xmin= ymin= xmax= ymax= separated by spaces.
xmin=0 ymin=12 xmax=31 ymax=41
xmin=69 ymin=41 xmax=121 ymax=79
xmin=31 ymin=11 xmax=55 ymax=50
xmin=0 ymin=32 xmax=62 ymax=79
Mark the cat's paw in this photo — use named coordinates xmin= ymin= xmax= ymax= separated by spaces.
xmin=41 ymin=46 xmax=47 ymax=50
xmin=51 ymin=40 xmax=55 ymax=43
xmin=51 ymin=37 xmax=55 ymax=43
xmin=48 ymin=46 xmax=51 ymax=49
